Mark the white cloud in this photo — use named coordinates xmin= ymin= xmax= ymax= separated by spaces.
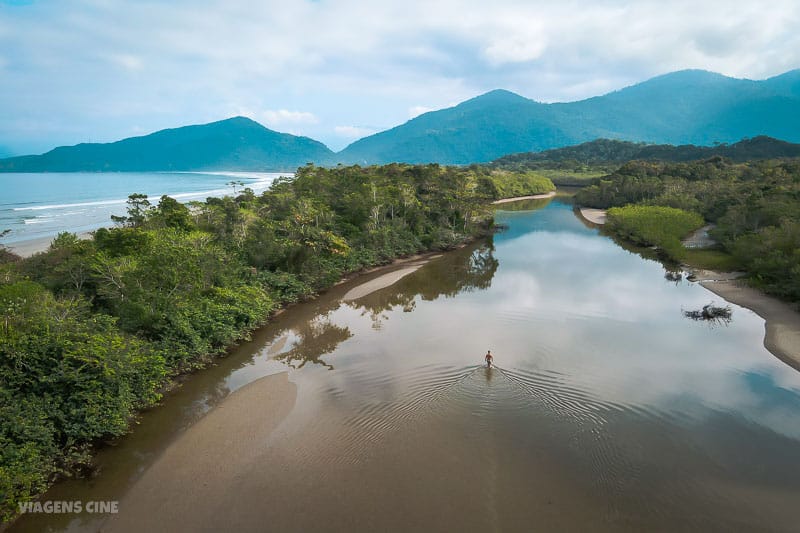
xmin=260 ymin=109 xmax=319 ymax=126
xmin=334 ymin=125 xmax=377 ymax=139
xmin=107 ymin=53 xmax=143 ymax=71
xmin=1 ymin=0 xmax=799 ymax=153
xmin=408 ymin=105 xmax=434 ymax=119
xmin=483 ymin=37 xmax=546 ymax=65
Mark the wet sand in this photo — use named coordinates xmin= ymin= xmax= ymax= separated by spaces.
xmin=700 ymin=279 xmax=800 ymax=371
xmin=491 ymin=191 xmax=556 ymax=204
xmin=101 ymin=369 xmax=611 ymax=533
xmin=102 ymin=372 xmax=297 ymax=533
xmin=342 ymin=264 xmax=425 ymax=300
xmin=577 ymin=207 xmax=607 ymax=225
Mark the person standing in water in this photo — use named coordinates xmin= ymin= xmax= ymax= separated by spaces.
xmin=485 ymin=350 xmax=494 ymax=368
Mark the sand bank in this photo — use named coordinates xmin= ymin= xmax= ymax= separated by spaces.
xmin=102 ymin=371 xmax=297 ymax=533
xmin=491 ymin=191 xmax=556 ymax=204
xmin=577 ymin=207 xmax=607 ymax=225
xmin=342 ymin=264 xmax=425 ymax=300
xmin=101 ymin=370 xmax=608 ymax=532
xmin=700 ymin=279 xmax=800 ymax=371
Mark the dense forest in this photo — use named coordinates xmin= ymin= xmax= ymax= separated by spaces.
xmin=486 ymin=136 xmax=800 ymax=188
xmin=575 ymin=157 xmax=800 ymax=302
xmin=0 ymin=164 xmax=552 ymax=521
xmin=490 ymin=136 xmax=800 ymax=173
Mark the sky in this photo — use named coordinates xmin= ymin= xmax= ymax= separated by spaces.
xmin=1 ymin=0 xmax=799 ymax=156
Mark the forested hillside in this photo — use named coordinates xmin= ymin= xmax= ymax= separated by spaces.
xmin=338 ymin=69 xmax=800 ymax=164
xmin=0 ymin=117 xmax=333 ymax=172
xmin=490 ymin=136 xmax=800 ymax=171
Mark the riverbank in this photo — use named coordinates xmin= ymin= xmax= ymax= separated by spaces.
xmin=577 ymin=207 xmax=607 ymax=225
xmin=102 ymin=372 xmax=297 ymax=533
xmin=697 ymin=276 xmax=800 ymax=370
xmin=343 ymin=262 xmax=429 ymax=300
xmin=574 ymin=204 xmax=800 ymax=370
xmin=0 ymin=235 xmax=471 ymax=527
xmin=491 ymin=191 xmax=556 ymax=204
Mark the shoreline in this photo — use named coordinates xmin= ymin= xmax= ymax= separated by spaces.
xmin=5 ymin=231 xmax=93 ymax=258
xmin=1 ymin=239 xmax=467 ymax=529
xmin=491 ymin=191 xmax=556 ymax=204
xmin=342 ymin=262 xmax=428 ymax=300
xmin=6 ymin=234 xmax=71 ymax=258
xmin=102 ymin=372 xmax=298 ymax=533
xmin=577 ymin=207 xmax=607 ymax=225
xmin=698 ymin=277 xmax=800 ymax=371
xmin=574 ymin=204 xmax=800 ymax=370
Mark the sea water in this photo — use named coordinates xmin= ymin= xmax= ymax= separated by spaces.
xmin=0 ymin=171 xmax=288 ymax=245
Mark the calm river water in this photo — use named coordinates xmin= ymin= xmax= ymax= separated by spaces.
xmin=11 ymin=197 xmax=800 ymax=532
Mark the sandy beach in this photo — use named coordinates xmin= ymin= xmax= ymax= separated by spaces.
xmin=5 ymin=235 xmax=58 ymax=257
xmin=577 ymin=207 xmax=607 ymax=225
xmin=700 ymin=279 xmax=800 ymax=370
xmin=491 ymin=191 xmax=556 ymax=204
xmin=5 ymin=231 xmax=92 ymax=258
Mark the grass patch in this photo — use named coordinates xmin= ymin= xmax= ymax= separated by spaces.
xmin=682 ymin=248 xmax=740 ymax=271
xmin=537 ymin=169 xmax=607 ymax=187
xmin=489 ymin=171 xmax=555 ymax=198
xmin=606 ymin=205 xmax=741 ymax=271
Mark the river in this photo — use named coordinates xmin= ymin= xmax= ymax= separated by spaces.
xmin=10 ymin=197 xmax=800 ymax=532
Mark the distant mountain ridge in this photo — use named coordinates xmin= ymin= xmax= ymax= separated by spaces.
xmin=1 ymin=68 xmax=799 ymax=171
xmin=490 ymin=136 xmax=800 ymax=169
xmin=337 ymin=69 xmax=800 ymax=164
xmin=0 ymin=117 xmax=333 ymax=172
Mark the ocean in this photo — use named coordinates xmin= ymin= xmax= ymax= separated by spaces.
xmin=0 ymin=171 xmax=289 ymax=245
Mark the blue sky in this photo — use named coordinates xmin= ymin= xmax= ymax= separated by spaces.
xmin=1 ymin=0 xmax=799 ymax=156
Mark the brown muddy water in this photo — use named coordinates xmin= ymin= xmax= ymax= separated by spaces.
xmin=10 ymin=198 xmax=800 ymax=532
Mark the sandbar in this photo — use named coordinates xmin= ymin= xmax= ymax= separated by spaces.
xmin=491 ymin=191 xmax=556 ymax=204
xmin=102 ymin=371 xmax=297 ymax=533
xmin=577 ymin=207 xmax=607 ymax=225
xmin=700 ymin=279 xmax=800 ymax=371
xmin=343 ymin=264 xmax=424 ymax=301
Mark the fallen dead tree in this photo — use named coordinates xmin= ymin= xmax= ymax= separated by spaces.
xmin=683 ymin=303 xmax=732 ymax=324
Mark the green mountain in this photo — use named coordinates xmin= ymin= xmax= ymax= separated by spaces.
xmin=491 ymin=136 xmax=800 ymax=170
xmin=3 ymin=69 xmax=800 ymax=171
xmin=0 ymin=117 xmax=333 ymax=172
xmin=337 ymin=69 xmax=800 ymax=165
